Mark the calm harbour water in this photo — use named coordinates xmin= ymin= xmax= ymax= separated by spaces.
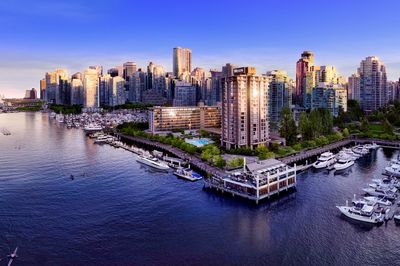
xmin=1 ymin=112 xmax=400 ymax=265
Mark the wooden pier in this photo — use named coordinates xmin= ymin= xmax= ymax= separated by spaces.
xmin=281 ymin=137 xmax=400 ymax=165
xmin=115 ymin=133 xmax=225 ymax=178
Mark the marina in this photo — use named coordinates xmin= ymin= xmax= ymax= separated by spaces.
xmin=3 ymin=112 xmax=400 ymax=264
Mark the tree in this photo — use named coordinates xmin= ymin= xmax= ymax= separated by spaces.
xmin=299 ymin=113 xmax=312 ymax=140
xmin=360 ymin=117 xmax=369 ymax=132
xmin=383 ymin=118 xmax=394 ymax=135
xmin=342 ymin=128 xmax=350 ymax=137
xmin=279 ymin=107 xmax=297 ymax=145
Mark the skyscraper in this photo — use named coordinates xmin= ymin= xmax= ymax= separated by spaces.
xmin=173 ymin=47 xmax=192 ymax=78
xmin=221 ymin=67 xmax=269 ymax=150
xmin=71 ymin=78 xmax=84 ymax=105
xmin=39 ymin=78 xmax=46 ymax=100
xmin=129 ymin=69 xmax=146 ymax=102
xmin=265 ymin=70 xmax=293 ymax=131
xmin=172 ymin=81 xmax=197 ymax=106
xmin=83 ymin=68 xmax=99 ymax=108
xmin=110 ymin=76 xmax=126 ymax=106
xmin=356 ymin=56 xmax=387 ymax=113
xmin=295 ymin=51 xmax=314 ymax=106
xmin=311 ymin=83 xmax=347 ymax=117
xmin=123 ymin=62 xmax=137 ymax=81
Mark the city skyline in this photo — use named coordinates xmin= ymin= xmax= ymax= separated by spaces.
xmin=2 ymin=0 xmax=400 ymax=98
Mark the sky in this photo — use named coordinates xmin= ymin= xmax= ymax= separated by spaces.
xmin=1 ymin=0 xmax=400 ymax=98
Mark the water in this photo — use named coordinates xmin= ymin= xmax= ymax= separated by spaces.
xmin=1 ymin=112 xmax=400 ymax=265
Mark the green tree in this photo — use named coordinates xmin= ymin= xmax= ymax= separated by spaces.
xmin=279 ymin=107 xmax=297 ymax=145
xmin=299 ymin=113 xmax=313 ymax=140
xmin=360 ymin=117 xmax=369 ymax=132
xmin=343 ymin=128 xmax=350 ymax=137
xmin=382 ymin=118 xmax=394 ymax=135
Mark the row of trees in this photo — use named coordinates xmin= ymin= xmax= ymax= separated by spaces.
xmin=279 ymin=107 xmax=334 ymax=145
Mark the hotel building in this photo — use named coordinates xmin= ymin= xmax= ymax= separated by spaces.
xmin=149 ymin=105 xmax=221 ymax=133
xmin=221 ymin=67 xmax=269 ymax=150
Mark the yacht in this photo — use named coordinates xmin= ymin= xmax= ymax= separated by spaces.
xmin=333 ymin=157 xmax=354 ymax=171
xmin=341 ymin=148 xmax=360 ymax=159
xmin=363 ymin=196 xmax=392 ymax=206
xmin=84 ymin=124 xmax=103 ymax=132
xmin=94 ymin=135 xmax=113 ymax=143
xmin=313 ymin=152 xmax=337 ymax=169
xmin=352 ymin=145 xmax=369 ymax=156
xmin=174 ymin=167 xmax=202 ymax=181
xmin=336 ymin=201 xmax=384 ymax=224
xmin=136 ymin=155 xmax=170 ymax=171
xmin=384 ymin=162 xmax=400 ymax=177
xmin=362 ymin=188 xmax=397 ymax=200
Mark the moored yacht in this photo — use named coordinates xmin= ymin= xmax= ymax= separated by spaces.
xmin=84 ymin=124 xmax=103 ymax=132
xmin=362 ymin=187 xmax=397 ymax=200
xmin=174 ymin=167 xmax=202 ymax=181
xmin=336 ymin=201 xmax=384 ymax=224
xmin=333 ymin=157 xmax=354 ymax=171
xmin=136 ymin=155 xmax=170 ymax=171
xmin=363 ymin=196 xmax=392 ymax=206
xmin=313 ymin=152 xmax=337 ymax=169
xmin=384 ymin=161 xmax=400 ymax=177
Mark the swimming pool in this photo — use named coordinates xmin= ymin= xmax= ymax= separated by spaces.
xmin=185 ymin=138 xmax=214 ymax=147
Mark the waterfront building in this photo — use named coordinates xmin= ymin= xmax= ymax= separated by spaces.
xmin=40 ymin=79 xmax=46 ymax=100
xmin=3 ymin=98 xmax=43 ymax=111
xmin=99 ymin=74 xmax=112 ymax=106
xmin=83 ymin=68 xmax=99 ymax=108
xmin=295 ymin=51 xmax=314 ymax=106
xmin=386 ymin=80 xmax=399 ymax=103
xmin=149 ymin=105 xmax=221 ymax=133
xmin=265 ymin=70 xmax=293 ymax=132
xmin=123 ymin=62 xmax=137 ymax=81
xmin=348 ymin=74 xmax=360 ymax=100
xmin=204 ymin=158 xmax=296 ymax=203
xmin=221 ymin=66 xmax=269 ymax=150
xmin=311 ymin=83 xmax=347 ymax=117
xmin=24 ymin=88 xmax=37 ymax=99
xmin=355 ymin=56 xmax=387 ymax=113
xmin=110 ymin=76 xmax=126 ymax=106
xmin=45 ymin=68 xmax=68 ymax=104
xmin=71 ymin=78 xmax=84 ymax=105
xmin=129 ymin=69 xmax=146 ymax=102
xmin=173 ymin=47 xmax=192 ymax=78
xmin=172 ymin=81 xmax=197 ymax=106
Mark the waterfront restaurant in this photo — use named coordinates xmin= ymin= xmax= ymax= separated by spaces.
xmin=204 ymin=158 xmax=296 ymax=203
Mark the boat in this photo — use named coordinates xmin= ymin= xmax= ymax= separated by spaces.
xmin=394 ymin=213 xmax=400 ymax=223
xmin=136 ymin=155 xmax=170 ymax=171
xmin=83 ymin=124 xmax=103 ymax=132
xmin=94 ymin=135 xmax=112 ymax=143
xmin=352 ymin=145 xmax=369 ymax=156
xmin=384 ymin=162 xmax=400 ymax=177
xmin=174 ymin=167 xmax=202 ymax=181
xmin=362 ymin=188 xmax=397 ymax=200
xmin=336 ymin=201 xmax=384 ymax=224
xmin=313 ymin=152 xmax=337 ymax=169
xmin=363 ymin=196 xmax=392 ymax=206
xmin=341 ymin=148 xmax=360 ymax=159
xmin=333 ymin=157 xmax=354 ymax=171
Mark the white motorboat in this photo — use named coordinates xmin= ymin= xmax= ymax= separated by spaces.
xmin=364 ymin=196 xmax=392 ymax=206
xmin=338 ymin=148 xmax=361 ymax=160
xmin=84 ymin=124 xmax=103 ymax=132
xmin=313 ymin=152 xmax=337 ymax=169
xmin=394 ymin=213 xmax=400 ymax=223
xmin=362 ymin=188 xmax=397 ymax=200
xmin=94 ymin=135 xmax=113 ymax=143
xmin=352 ymin=146 xmax=369 ymax=156
xmin=384 ymin=162 xmax=400 ymax=177
xmin=336 ymin=202 xmax=383 ymax=224
xmin=174 ymin=167 xmax=202 ymax=181
xmin=333 ymin=157 xmax=354 ymax=171
xmin=136 ymin=155 xmax=170 ymax=171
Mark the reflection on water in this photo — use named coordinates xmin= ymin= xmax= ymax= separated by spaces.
xmin=1 ymin=113 xmax=400 ymax=265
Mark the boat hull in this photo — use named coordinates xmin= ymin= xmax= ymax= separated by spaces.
xmin=336 ymin=206 xmax=383 ymax=224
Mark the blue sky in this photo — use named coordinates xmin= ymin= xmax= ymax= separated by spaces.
xmin=1 ymin=0 xmax=400 ymax=97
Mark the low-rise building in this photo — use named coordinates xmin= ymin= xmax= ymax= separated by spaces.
xmin=204 ymin=158 xmax=296 ymax=203
xmin=149 ymin=105 xmax=221 ymax=133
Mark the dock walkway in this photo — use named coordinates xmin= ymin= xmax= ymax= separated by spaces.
xmin=116 ymin=133 xmax=225 ymax=177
